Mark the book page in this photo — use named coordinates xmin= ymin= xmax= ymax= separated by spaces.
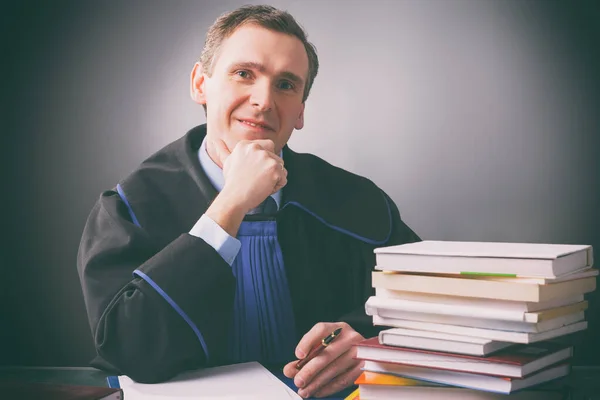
xmin=118 ymin=362 xmax=301 ymax=400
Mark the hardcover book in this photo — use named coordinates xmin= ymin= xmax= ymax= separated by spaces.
xmin=372 ymin=272 xmax=596 ymax=302
xmin=374 ymin=241 xmax=593 ymax=278
xmin=378 ymin=327 xmax=514 ymax=356
xmin=366 ymin=295 xmax=588 ymax=323
xmin=362 ymin=360 xmax=570 ymax=394
xmin=375 ymin=288 xmax=585 ymax=313
xmin=368 ymin=305 xmax=585 ymax=333
xmin=372 ymin=316 xmax=588 ymax=343
xmin=356 ymin=337 xmax=572 ymax=377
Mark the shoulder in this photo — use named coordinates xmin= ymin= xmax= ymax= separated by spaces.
xmin=120 ymin=126 xmax=202 ymax=196
xmin=283 ymin=148 xmax=406 ymax=245
xmin=110 ymin=125 xmax=212 ymax=232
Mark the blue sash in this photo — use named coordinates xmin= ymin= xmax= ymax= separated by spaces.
xmin=228 ymin=220 xmax=297 ymax=364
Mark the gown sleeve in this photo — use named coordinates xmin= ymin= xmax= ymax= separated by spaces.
xmin=77 ymin=190 xmax=236 ymax=383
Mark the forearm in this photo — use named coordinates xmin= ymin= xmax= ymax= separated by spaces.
xmin=82 ymin=231 xmax=236 ymax=382
xmin=93 ymin=281 xmax=209 ymax=383
xmin=205 ymin=190 xmax=248 ymax=237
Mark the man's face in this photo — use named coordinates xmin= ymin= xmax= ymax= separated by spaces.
xmin=192 ymin=24 xmax=309 ymax=157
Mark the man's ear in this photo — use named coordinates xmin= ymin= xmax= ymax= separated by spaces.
xmin=190 ymin=62 xmax=207 ymax=105
xmin=294 ymin=103 xmax=305 ymax=130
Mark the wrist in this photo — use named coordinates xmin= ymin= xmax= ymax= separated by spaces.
xmin=205 ymin=191 xmax=247 ymax=237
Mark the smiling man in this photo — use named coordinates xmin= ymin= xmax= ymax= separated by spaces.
xmin=77 ymin=5 xmax=419 ymax=399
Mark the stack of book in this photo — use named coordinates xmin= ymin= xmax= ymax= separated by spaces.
xmin=351 ymin=241 xmax=596 ymax=399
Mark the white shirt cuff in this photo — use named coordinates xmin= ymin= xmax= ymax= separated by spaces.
xmin=189 ymin=214 xmax=241 ymax=266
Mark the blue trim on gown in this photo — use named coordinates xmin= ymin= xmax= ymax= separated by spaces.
xmin=228 ymin=220 xmax=297 ymax=364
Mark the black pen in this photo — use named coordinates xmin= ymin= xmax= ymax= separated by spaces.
xmin=295 ymin=327 xmax=342 ymax=370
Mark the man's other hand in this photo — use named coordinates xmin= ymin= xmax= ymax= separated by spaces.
xmin=283 ymin=322 xmax=364 ymax=398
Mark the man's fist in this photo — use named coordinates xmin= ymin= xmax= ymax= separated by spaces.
xmin=212 ymin=138 xmax=287 ymax=214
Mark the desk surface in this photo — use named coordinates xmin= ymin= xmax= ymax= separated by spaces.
xmin=0 ymin=365 xmax=353 ymax=400
xmin=2 ymin=366 xmax=600 ymax=399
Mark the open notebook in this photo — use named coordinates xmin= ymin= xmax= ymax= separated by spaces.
xmin=108 ymin=362 xmax=301 ymax=400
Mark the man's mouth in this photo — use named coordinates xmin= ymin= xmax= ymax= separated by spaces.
xmin=238 ymin=119 xmax=273 ymax=131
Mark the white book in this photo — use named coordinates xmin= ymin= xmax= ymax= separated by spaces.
xmin=374 ymin=241 xmax=593 ymax=278
xmin=379 ymin=328 xmax=514 ymax=356
xmin=447 ymin=267 xmax=598 ymax=284
xmin=372 ymin=272 xmax=596 ymax=302
xmin=366 ymin=295 xmax=588 ymax=323
xmin=373 ymin=316 xmax=588 ymax=343
xmin=373 ymin=309 xmax=585 ymax=332
xmin=375 ymin=289 xmax=585 ymax=313
xmin=362 ymin=360 xmax=570 ymax=394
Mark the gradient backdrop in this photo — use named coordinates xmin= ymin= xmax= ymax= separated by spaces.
xmin=3 ymin=0 xmax=599 ymax=367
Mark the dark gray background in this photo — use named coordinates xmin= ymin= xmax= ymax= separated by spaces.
xmin=3 ymin=0 xmax=599 ymax=367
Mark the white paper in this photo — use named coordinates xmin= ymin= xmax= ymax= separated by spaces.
xmin=118 ymin=362 xmax=301 ymax=400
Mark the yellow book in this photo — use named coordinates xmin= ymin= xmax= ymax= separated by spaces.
xmin=343 ymin=387 xmax=360 ymax=400
xmin=355 ymin=371 xmax=433 ymax=386
xmin=353 ymin=370 xmax=565 ymax=399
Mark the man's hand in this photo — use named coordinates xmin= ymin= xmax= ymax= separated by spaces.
xmin=213 ymin=138 xmax=287 ymax=212
xmin=205 ymin=138 xmax=287 ymax=236
xmin=283 ymin=322 xmax=364 ymax=398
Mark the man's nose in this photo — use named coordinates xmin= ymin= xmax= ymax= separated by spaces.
xmin=249 ymin=81 xmax=274 ymax=112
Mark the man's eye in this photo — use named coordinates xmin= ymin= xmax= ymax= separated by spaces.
xmin=278 ymin=80 xmax=294 ymax=90
xmin=236 ymin=70 xmax=250 ymax=78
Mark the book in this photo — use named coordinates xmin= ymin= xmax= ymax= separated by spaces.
xmin=109 ymin=361 xmax=301 ymax=399
xmin=356 ymin=337 xmax=572 ymax=378
xmin=374 ymin=241 xmax=593 ymax=278
xmin=0 ymin=381 xmax=122 ymax=400
xmin=375 ymin=288 xmax=585 ymax=313
xmin=369 ymin=307 xmax=586 ymax=333
xmin=355 ymin=370 xmax=444 ymax=386
xmin=366 ymin=295 xmax=588 ymax=323
xmin=372 ymin=272 xmax=596 ymax=302
xmin=373 ymin=315 xmax=588 ymax=343
xmin=362 ymin=360 xmax=570 ymax=394
xmin=354 ymin=371 xmax=565 ymax=399
xmin=344 ymin=387 xmax=360 ymax=400
xmin=436 ymin=267 xmax=598 ymax=285
xmin=378 ymin=328 xmax=514 ymax=356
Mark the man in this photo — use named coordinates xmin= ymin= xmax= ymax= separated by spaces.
xmin=77 ymin=5 xmax=419 ymax=398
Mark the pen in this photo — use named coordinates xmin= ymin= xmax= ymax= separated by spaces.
xmin=295 ymin=327 xmax=342 ymax=370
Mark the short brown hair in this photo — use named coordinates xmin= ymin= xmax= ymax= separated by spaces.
xmin=200 ymin=5 xmax=319 ymax=103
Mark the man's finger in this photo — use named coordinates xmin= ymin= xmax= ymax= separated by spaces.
xmin=293 ymin=329 xmax=357 ymax=389
xmin=212 ymin=139 xmax=231 ymax=168
xmin=252 ymin=139 xmax=276 ymax=153
xmin=312 ymin=362 xmax=363 ymax=398
xmin=282 ymin=360 xmax=300 ymax=379
xmin=272 ymin=168 xmax=287 ymax=193
xmin=295 ymin=323 xmax=339 ymax=360
xmin=299 ymin=351 xmax=358 ymax=398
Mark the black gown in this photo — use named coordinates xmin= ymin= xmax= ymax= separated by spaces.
xmin=77 ymin=124 xmax=420 ymax=383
